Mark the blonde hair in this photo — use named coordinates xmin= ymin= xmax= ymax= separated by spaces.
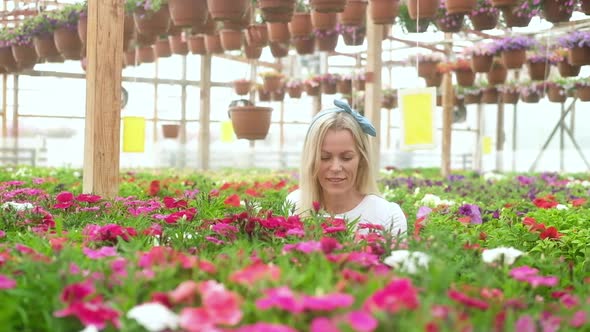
xmin=298 ymin=111 xmax=380 ymax=214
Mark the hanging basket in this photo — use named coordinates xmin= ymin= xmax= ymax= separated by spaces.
xmin=272 ymin=90 xmax=286 ymax=101
xmin=289 ymin=12 xmax=313 ymax=38
xmin=502 ymin=91 xmax=519 ymax=104
xmin=312 ymin=10 xmax=338 ymax=30
xmin=521 ymin=91 xmax=542 ymax=103
xmin=245 ymin=24 xmax=269 ymax=47
xmin=155 ymin=39 xmax=172 ymax=57
xmin=547 ymin=85 xmax=566 ymax=103
xmin=338 ymin=0 xmax=368 ymax=26
xmin=408 ymin=0 xmax=440 ymax=19
xmin=11 ymin=44 xmax=38 ymax=69
xmin=33 ymin=35 xmax=60 ymax=59
xmin=310 ymin=0 xmax=347 ymax=13
xmin=338 ymin=78 xmax=352 ymax=94
xmin=425 ymin=72 xmax=443 ymax=87
xmin=417 ymin=61 xmax=439 ymax=78
xmin=469 ymin=11 xmax=498 ymax=30
xmin=219 ymin=29 xmax=243 ymax=51
xmin=568 ymin=46 xmax=590 ymax=66
xmin=501 ymin=49 xmax=525 ymax=69
xmin=134 ymin=5 xmax=171 ymax=38
xmin=304 ymin=82 xmax=321 ymax=96
xmin=206 ymin=0 xmax=248 ymax=22
xmin=269 ymin=41 xmax=290 ymax=58
xmin=244 ymin=44 xmax=263 ymax=59
xmin=435 ymin=14 xmax=464 ymax=33
xmin=263 ymin=76 xmax=283 ymax=92
xmin=342 ymin=28 xmax=365 ymax=46
xmin=527 ymin=61 xmax=549 ymax=81
xmin=287 ymin=85 xmax=303 ymax=98
xmin=481 ymin=87 xmax=498 ymax=104
xmin=162 ymin=124 xmax=180 ymax=138
xmin=542 ymin=0 xmax=572 ymax=23
xmin=455 ymin=69 xmax=475 ymax=86
xmin=576 ymin=86 xmax=590 ymax=101
xmin=501 ymin=8 xmax=531 ymax=27
xmin=293 ymin=36 xmax=316 ymax=55
xmin=445 ymin=0 xmax=476 ymax=14
xmin=259 ymin=0 xmax=295 ymax=22
xmin=54 ymin=27 xmax=83 ymax=60
xmin=322 ymin=81 xmax=338 ymax=94
xmin=188 ymin=35 xmax=206 ymax=55
xmin=267 ymin=22 xmax=291 ymax=43
xmin=369 ymin=0 xmax=400 ymax=25
xmin=464 ymin=92 xmax=482 ymax=104
xmin=168 ymin=0 xmax=208 ymax=27
xmin=471 ymin=54 xmax=493 ymax=73
xmin=136 ymin=46 xmax=155 ymax=63
xmin=204 ymin=34 xmax=224 ymax=54
xmin=487 ymin=64 xmax=507 ymax=85
xmin=258 ymin=88 xmax=272 ymax=102
xmin=124 ymin=49 xmax=136 ymax=67
xmin=317 ymin=32 xmax=339 ymax=51
xmin=234 ymin=81 xmax=251 ymax=95
xmin=557 ymin=60 xmax=580 ymax=77
xmin=229 ymin=106 xmax=273 ymax=140
xmin=0 ymin=46 xmax=17 ymax=71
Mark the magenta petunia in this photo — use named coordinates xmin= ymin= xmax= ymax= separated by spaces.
xmin=0 ymin=274 xmax=16 ymax=289
xmin=348 ymin=310 xmax=378 ymax=332
xmin=310 ymin=317 xmax=340 ymax=332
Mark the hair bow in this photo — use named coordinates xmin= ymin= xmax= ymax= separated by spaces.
xmin=308 ymin=99 xmax=377 ymax=137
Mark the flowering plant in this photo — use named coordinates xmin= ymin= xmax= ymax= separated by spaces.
xmin=491 ymin=36 xmax=537 ymax=53
xmin=503 ymin=0 xmax=542 ymax=21
xmin=320 ymin=73 xmax=340 ymax=84
xmin=557 ymin=31 xmax=590 ymax=49
xmin=453 ymin=58 xmax=472 ymax=71
xmin=519 ymin=80 xmax=545 ymax=97
xmin=497 ymin=80 xmax=520 ymax=93
xmin=285 ymin=78 xmax=303 ymax=88
xmin=49 ymin=3 xmax=85 ymax=31
xmin=134 ymin=0 xmax=168 ymax=13
xmin=304 ymin=75 xmax=321 ymax=87
xmin=398 ymin=3 xmax=432 ymax=33
xmin=409 ymin=53 xmax=446 ymax=63
xmin=336 ymin=23 xmax=365 ymax=36
xmin=470 ymin=0 xmax=499 ymax=17
xmin=0 ymin=28 xmax=11 ymax=48
xmin=435 ymin=0 xmax=465 ymax=32
xmin=546 ymin=77 xmax=574 ymax=94
xmin=527 ymin=49 xmax=560 ymax=64
xmin=313 ymin=28 xmax=339 ymax=38
xmin=21 ymin=14 xmax=59 ymax=40
xmin=574 ymin=76 xmax=590 ymax=87
xmin=551 ymin=47 xmax=569 ymax=62
xmin=462 ymin=42 xmax=495 ymax=56
xmin=456 ymin=85 xmax=482 ymax=98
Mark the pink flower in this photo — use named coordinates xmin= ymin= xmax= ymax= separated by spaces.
xmin=75 ymin=194 xmax=102 ymax=203
xmin=310 ymin=317 xmax=340 ymax=332
xmin=256 ymin=286 xmax=303 ymax=314
xmin=199 ymin=280 xmax=243 ymax=326
xmin=54 ymin=297 xmax=121 ymax=330
xmin=570 ymin=310 xmax=587 ymax=328
xmin=510 ymin=266 xmax=539 ymax=281
xmin=348 ymin=310 xmax=378 ymax=332
xmin=514 ymin=314 xmax=536 ymax=332
xmin=169 ymin=280 xmax=199 ymax=304
xmin=320 ymin=237 xmax=342 ymax=254
xmin=179 ymin=307 xmax=219 ymax=332
xmin=229 ymin=261 xmax=281 ymax=285
xmin=283 ymin=241 xmax=322 ymax=254
xmin=56 ymin=191 xmax=74 ymax=203
xmin=302 ymin=293 xmax=355 ymax=311
xmin=364 ymin=278 xmax=420 ymax=313
xmin=0 ymin=274 xmax=16 ymax=289
xmin=0 ymin=230 xmax=5 ymax=238
xmin=448 ymin=289 xmax=489 ymax=310
xmin=527 ymin=276 xmax=559 ymax=288
xmin=60 ymin=281 xmax=95 ymax=304
xmin=83 ymin=246 xmax=118 ymax=260
xmin=233 ymin=323 xmax=298 ymax=332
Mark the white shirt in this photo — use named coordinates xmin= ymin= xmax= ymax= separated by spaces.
xmin=286 ymin=189 xmax=407 ymax=235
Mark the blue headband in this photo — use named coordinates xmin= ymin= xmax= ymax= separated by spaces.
xmin=307 ymin=99 xmax=377 ymax=137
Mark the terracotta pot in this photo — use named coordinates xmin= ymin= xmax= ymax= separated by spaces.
xmin=192 ymin=13 xmax=216 ymax=35
xmin=342 ymin=28 xmax=365 ymax=46
xmin=162 ymin=124 xmax=180 ymax=138
xmin=568 ymin=46 xmax=590 ymax=66
xmin=234 ymin=80 xmax=251 ymax=95
xmin=501 ymin=49 xmax=525 ymax=69
xmin=316 ymin=32 xmax=339 ymax=51
xmin=408 ymin=0 xmax=439 ymax=19
xmin=259 ymin=0 xmax=295 ymax=22
xmin=287 ymin=85 xmax=303 ymax=98
xmin=78 ymin=16 xmax=87 ymax=44
xmin=54 ymin=27 xmax=83 ymax=60
xmin=258 ymin=88 xmax=272 ymax=102
xmin=471 ymin=54 xmax=493 ymax=72
xmin=547 ymin=85 xmax=566 ymax=103
xmin=293 ymin=36 xmax=316 ymax=55
xmin=455 ymin=69 xmax=475 ymax=86
xmin=304 ymin=82 xmax=321 ymax=96
xmin=11 ymin=44 xmax=38 ymax=69
xmin=123 ymin=15 xmax=135 ymax=52
xmin=435 ymin=14 xmax=464 ymax=33
xmin=136 ymin=32 xmax=157 ymax=46
xmin=425 ymin=72 xmax=443 ymax=87
xmin=521 ymin=92 xmax=541 ymax=103
xmin=557 ymin=60 xmax=580 ymax=77
xmin=491 ymin=0 xmax=517 ymax=7
xmin=502 ymin=91 xmax=519 ymax=104
xmin=403 ymin=18 xmax=431 ymax=32
xmin=187 ymin=35 xmax=206 ymax=55
xmin=381 ymin=96 xmax=398 ymax=109
xmin=169 ymin=35 xmax=189 ymax=55
xmin=136 ymin=46 xmax=155 ymax=63
xmin=33 ymin=35 xmax=60 ymax=58
xmin=487 ymin=63 xmax=507 ymax=85
xmin=338 ymin=79 xmax=352 ymax=94
xmin=222 ymin=2 xmax=251 ymax=30
xmin=263 ymin=76 xmax=283 ymax=92
xmin=501 ymin=8 xmax=531 ymax=27
xmin=155 ymin=38 xmax=172 ymax=57
xmin=204 ymin=34 xmax=224 ymax=54
xmin=134 ymin=5 xmax=171 ymax=38
xmin=124 ymin=49 xmax=136 ymax=66
xmin=446 ymin=0 xmax=476 ymax=14
xmin=245 ymin=24 xmax=269 ymax=47
xmin=311 ymin=10 xmax=338 ymax=30
xmin=269 ymin=41 xmax=289 ymax=57
xmin=46 ymin=55 xmax=65 ymax=63
xmin=310 ymin=0 xmax=347 ymax=13
xmin=339 ymin=0 xmax=368 ymax=26
xmin=542 ymin=0 xmax=572 ymax=23
xmin=418 ymin=61 xmax=439 ymax=78
xmin=267 ymin=22 xmax=291 ymax=43
xmin=229 ymin=106 xmax=273 ymax=140
xmin=469 ymin=11 xmax=498 ymax=30
xmin=322 ymin=81 xmax=338 ymax=94
xmin=0 ymin=46 xmax=17 ymax=71
xmin=576 ymin=86 xmax=590 ymax=101
xmin=206 ymin=0 xmax=248 ymax=22
xmin=355 ymin=78 xmax=365 ymax=91
xmin=244 ymin=44 xmax=263 ymax=59
xmin=581 ymin=0 xmax=590 ymax=14
xmin=168 ymin=0 xmax=208 ymax=27
xmin=464 ymin=92 xmax=482 ymax=104
xmin=219 ymin=29 xmax=243 ymax=51
xmin=261 ymin=10 xmax=295 ymax=23
xmin=481 ymin=87 xmax=498 ymax=104
xmin=289 ymin=12 xmax=313 ymax=38
xmin=272 ymin=89 xmax=286 ymax=101
xmin=369 ymin=0 xmax=400 ymax=25
xmin=527 ymin=61 xmax=549 ymax=81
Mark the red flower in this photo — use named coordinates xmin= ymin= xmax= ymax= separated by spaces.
xmin=224 ymin=194 xmax=241 ymax=207
xmin=148 ymin=180 xmax=160 ymax=196
xmin=533 ymin=195 xmax=559 ymax=209
xmin=163 ymin=197 xmax=188 ymax=209
xmin=540 ymin=226 xmax=562 ymax=240
xmin=571 ymin=198 xmax=586 ymax=207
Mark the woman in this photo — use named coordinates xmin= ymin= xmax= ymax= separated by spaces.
xmin=287 ymin=100 xmax=407 ymax=235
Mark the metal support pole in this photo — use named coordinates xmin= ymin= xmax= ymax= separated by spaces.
xmin=248 ymin=60 xmax=257 ymax=167
xmin=12 ymin=75 xmax=18 ymax=156
xmin=511 ymin=103 xmax=518 ymax=172
xmin=560 ymin=102 xmax=565 ymax=172
xmin=179 ymin=55 xmax=188 ymax=168
xmin=495 ymin=98 xmax=504 ymax=172
xmin=562 ymin=123 xmax=590 ymax=170
xmin=528 ymin=102 xmax=573 ymax=172
xmin=474 ymin=103 xmax=484 ymax=172
xmin=153 ymin=60 xmax=159 ymax=143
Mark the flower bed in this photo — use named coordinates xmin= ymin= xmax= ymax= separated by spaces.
xmin=0 ymin=168 xmax=588 ymax=331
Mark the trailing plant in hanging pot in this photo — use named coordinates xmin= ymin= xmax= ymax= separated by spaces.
xmin=497 ymin=80 xmax=520 ymax=104
xmin=463 ymin=42 xmax=496 ymax=72
xmin=545 ymin=78 xmax=571 ymax=103
xmin=492 ymin=35 xmax=537 ymax=69
xmin=519 ymin=80 xmax=545 ymax=103
xmin=542 ymin=0 xmax=575 ymax=23
xmin=552 ymin=47 xmax=580 ymax=77
xmin=459 ymin=85 xmax=483 ymax=104
xmin=304 ymin=76 xmax=322 ymax=96
xmin=50 ymin=3 xmax=85 ymax=60
xmin=24 ymin=14 xmax=61 ymax=60
xmin=233 ymin=78 xmax=252 ymax=96
xmin=286 ymin=78 xmax=303 ymax=98
xmin=435 ymin=0 xmax=465 ymax=33
xmin=499 ymin=0 xmax=540 ymax=28
xmin=410 ymin=52 xmax=446 ymax=78
xmin=320 ymin=73 xmax=340 ymax=94
xmin=398 ymin=3 xmax=432 ymax=33
xmin=314 ymin=28 xmax=339 ymax=51
xmin=486 ymin=57 xmax=507 ymax=85
xmin=558 ymin=31 xmax=590 ymax=66
xmin=408 ymin=0 xmax=440 ymax=19
xmin=526 ymin=48 xmax=558 ymax=81
xmin=6 ymin=25 xmax=38 ymax=70
xmin=133 ymin=0 xmax=171 ymax=39
xmin=574 ymin=76 xmax=590 ymax=101
xmin=260 ymin=70 xmax=285 ymax=92
xmin=453 ymin=58 xmax=475 ymax=86
xmin=468 ymin=0 xmax=499 ymax=30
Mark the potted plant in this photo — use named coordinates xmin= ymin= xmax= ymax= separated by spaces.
xmin=133 ymin=0 xmax=171 ymax=41
xmin=0 ymin=29 xmax=17 ymax=71
xmin=207 ymin=0 xmax=248 ymax=22
xmin=244 ymin=43 xmax=263 ymax=59
xmin=492 ymin=35 xmax=537 ymax=69
xmin=398 ymin=3 xmax=432 ymax=33
xmin=520 ymin=81 xmax=544 ymax=103
xmin=233 ymin=78 xmax=252 ymax=96
xmin=408 ymin=0 xmax=440 ymax=19
xmin=426 ymin=62 xmax=451 ymax=87
xmin=451 ymin=58 xmax=474 ymax=86
xmin=338 ymin=24 xmax=366 ymax=46
xmin=435 ymin=0 xmax=465 ymax=33
xmin=479 ymin=81 xmax=499 ymax=104
xmin=312 ymin=8 xmax=338 ymax=30
xmin=50 ymin=3 xmax=84 ymax=60
xmin=259 ymin=0 xmax=296 ymax=23
xmin=574 ymin=77 xmax=590 ymax=101
xmin=286 ymin=78 xmax=303 ymax=98
xmin=354 ymin=70 xmax=366 ymax=91
xmin=155 ymin=36 xmax=172 ymax=57
xmin=320 ymin=73 xmax=340 ymax=94
xmin=256 ymin=84 xmax=272 ymax=102
xmin=168 ymin=0 xmax=207 ymax=27
xmin=245 ymin=23 xmax=269 ymax=48
xmin=304 ymin=76 xmax=322 ymax=96
xmin=9 ymin=21 xmax=38 ymax=69
xmin=468 ymin=0 xmax=498 ymax=30
xmin=545 ymin=78 xmax=572 ymax=103
xmin=558 ymin=31 xmax=590 ymax=67
xmin=411 ymin=52 xmax=446 ymax=78
xmin=552 ymin=47 xmax=580 ymax=77
xmin=463 ymin=42 xmax=495 ymax=72
xmin=381 ymin=88 xmax=398 ymax=109
xmin=314 ymin=28 xmax=339 ymax=51
xmin=486 ymin=57 xmax=507 ymax=85
xmin=272 ymin=88 xmax=286 ymax=102
xmin=497 ymin=80 xmax=520 ymax=104
xmin=310 ymin=0 xmax=347 ymax=13
xmin=458 ymin=85 xmax=482 ymax=104
xmin=370 ymin=0 xmax=400 ymax=25
xmin=228 ymin=99 xmax=274 ymax=140
xmin=338 ymin=73 xmax=353 ymax=94
xmin=260 ymin=71 xmax=285 ymax=92
xmin=23 ymin=14 xmax=61 ymax=61
xmin=338 ymin=0 xmax=368 ymax=27
xmin=499 ymin=0 xmax=539 ymax=28
xmin=526 ymin=49 xmax=557 ymax=81
xmin=542 ymin=0 xmax=575 ymax=23
xmin=289 ymin=1 xmax=313 ymax=38
xmin=269 ymin=41 xmax=290 ymax=58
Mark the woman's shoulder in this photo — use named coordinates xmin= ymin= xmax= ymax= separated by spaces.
xmin=286 ymin=189 xmax=301 ymax=204
xmin=363 ymin=194 xmax=402 ymax=211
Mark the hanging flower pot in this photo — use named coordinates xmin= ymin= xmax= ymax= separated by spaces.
xmin=310 ymin=0 xmax=348 ymax=13
xmin=269 ymin=42 xmax=290 ymax=57
xmin=134 ymin=5 xmax=171 ymax=38
xmin=316 ymin=30 xmax=339 ymax=51
xmin=123 ymin=15 xmax=135 ymax=52
xmin=136 ymin=46 xmax=155 ymax=63
xmin=575 ymin=85 xmax=590 ymax=101
xmin=54 ymin=27 xmax=83 ymax=60
xmin=341 ymin=25 xmax=366 ymax=46
xmin=304 ymin=80 xmax=321 ymax=96
xmin=355 ymin=76 xmax=366 ymax=90
xmin=258 ymin=87 xmax=272 ymax=102
xmin=417 ymin=60 xmax=440 ymax=78
xmin=445 ymin=0 xmax=476 ymax=14
xmin=0 ymin=47 xmax=17 ymax=72
xmin=546 ymin=84 xmax=566 ymax=103
xmin=567 ymin=46 xmax=590 ymax=66
xmin=262 ymin=72 xmax=284 ymax=92
xmin=321 ymin=74 xmax=339 ymax=94
xmin=486 ymin=59 xmax=507 ymax=85
xmin=206 ymin=0 xmax=248 ymax=22
xmin=469 ymin=10 xmax=498 ymax=30
xmin=124 ymin=49 xmax=136 ymax=66
xmin=136 ymin=31 xmax=157 ymax=46
xmin=481 ymin=87 xmax=498 ymax=104
xmin=287 ymin=82 xmax=303 ymax=98
xmin=168 ymin=34 xmax=188 ymax=55
xmin=192 ymin=12 xmax=216 ymax=35
xmin=11 ymin=44 xmax=38 ymax=69
xmin=521 ymin=92 xmax=541 ymax=103
xmin=233 ymin=80 xmax=251 ymax=95
xmin=219 ymin=29 xmax=243 ymax=51
xmin=464 ymin=91 xmax=482 ymax=104
xmin=435 ymin=13 xmax=465 ymax=33
xmin=425 ymin=72 xmax=443 ymax=87
xmin=289 ymin=12 xmax=313 ymax=38
xmin=338 ymin=78 xmax=352 ymax=94
xmin=78 ymin=15 xmax=88 ymax=45
xmin=527 ymin=60 xmax=550 ymax=81
xmin=491 ymin=0 xmax=517 ymax=7
xmin=293 ymin=36 xmax=316 ymax=55
xmin=259 ymin=0 xmax=296 ymax=22
xmin=408 ymin=0 xmax=440 ymax=19
xmin=267 ymin=22 xmax=291 ymax=43
xmin=222 ymin=3 xmax=251 ymax=31
xmin=33 ymin=35 xmax=60 ymax=59
xmin=204 ymin=34 xmax=224 ymax=54
xmin=244 ymin=44 xmax=263 ymax=59
xmin=187 ymin=34 xmax=206 ymax=55
xmin=471 ymin=54 xmax=493 ymax=72
xmin=228 ymin=105 xmax=273 ymax=140
xmin=455 ymin=69 xmax=475 ymax=86
xmin=501 ymin=49 xmax=526 ymax=69
xmin=272 ymin=89 xmax=286 ymax=101
xmin=501 ymin=90 xmax=519 ymax=104
xmin=369 ymin=0 xmax=400 ymax=25
xmin=557 ymin=59 xmax=580 ymax=77
xmin=311 ymin=10 xmax=338 ymax=30
xmin=168 ymin=0 xmax=208 ymax=27
xmin=338 ymin=0 xmax=368 ymax=26
xmin=245 ymin=24 xmax=269 ymax=47
xmin=501 ymin=7 xmax=531 ymax=27
xmin=542 ymin=0 xmax=573 ymax=23
xmin=155 ymin=38 xmax=172 ymax=57
xmin=162 ymin=124 xmax=180 ymax=138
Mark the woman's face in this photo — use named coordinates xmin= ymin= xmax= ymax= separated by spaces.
xmin=317 ymin=129 xmax=360 ymax=198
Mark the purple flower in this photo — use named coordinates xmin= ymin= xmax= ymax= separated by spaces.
xmin=492 ymin=36 xmax=537 ymax=53
xmin=458 ymin=204 xmax=483 ymax=224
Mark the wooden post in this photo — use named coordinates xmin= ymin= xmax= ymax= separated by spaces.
xmin=2 ymin=74 xmax=6 ymax=138
xmin=496 ymin=99 xmax=505 ymax=172
xmin=474 ymin=103 xmax=483 ymax=172
xmin=199 ymin=55 xmax=211 ymax=170
xmin=511 ymin=103 xmax=517 ymax=172
xmin=364 ymin=17 xmax=383 ymax=174
xmin=82 ymin=0 xmax=124 ymax=198
xmin=441 ymin=33 xmax=453 ymax=177
xmin=12 ymin=75 xmax=18 ymax=154
xmin=153 ymin=60 xmax=159 ymax=143
xmin=179 ymin=55 xmax=187 ymax=168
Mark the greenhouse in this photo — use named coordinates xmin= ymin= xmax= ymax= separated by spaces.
xmin=0 ymin=0 xmax=588 ymax=331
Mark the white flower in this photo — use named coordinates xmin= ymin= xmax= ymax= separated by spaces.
xmin=413 ymin=187 xmax=421 ymax=196
xmin=482 ymin=247 xmax=524 ymax=266
xmin=1 ymin=201 xmax=34 ymax=211
xmin=127 ymin=302 xmax=179 ymax=332
xmin=556 ymin=204 xmax=568 ymax=210
xmin=419 ymin=194 xmax=455 ymax=207
xmin=79 ymin=325 xmax=98 ymax=332
xmin=383 ymin=250 xmax=430 ymax=274
xmin=483 ymin=172 xmax=505 ymax=182
xmin=566 ymin=180 xmax=590 ymax=188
